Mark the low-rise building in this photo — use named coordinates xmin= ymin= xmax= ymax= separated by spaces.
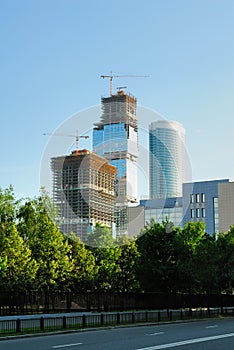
xmin=182 ymin=179 xmax=229 ymax=235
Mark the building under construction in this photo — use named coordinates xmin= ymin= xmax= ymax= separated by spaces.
xmin=51 ymin=149 xmax=116 ymax=240
xmin=93 ymin=89 xmax=138 ymax=235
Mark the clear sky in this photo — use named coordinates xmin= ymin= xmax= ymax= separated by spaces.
xmin=1 ymin=0 xmax=233 ymax=199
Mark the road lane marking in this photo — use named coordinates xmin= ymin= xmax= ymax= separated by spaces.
xmin=136 ymin=332 xmax=234 ymax=350
xmin=52 ymin=343 xmax=83 ymax=348
xmin=146 ymin=332 xmax=165 ymax=336
xmin=206 ymin=325 xmax=218 ymax=328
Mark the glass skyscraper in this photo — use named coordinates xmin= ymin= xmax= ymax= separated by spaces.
xmin=93 ymin=90 xmax=138 ymax=235
xmin=149 ymin=120 xmax=185 ymax=199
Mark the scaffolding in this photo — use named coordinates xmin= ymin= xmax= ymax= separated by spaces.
xmin=51 ymin=149 xmax=116 ymax=240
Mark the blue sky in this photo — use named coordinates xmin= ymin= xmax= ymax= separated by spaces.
xmin=0 ymin=0 xmax=233 ymax=199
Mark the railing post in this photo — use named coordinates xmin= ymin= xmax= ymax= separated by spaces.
xmin=63 ymin=316 xmax=67 ymax=329
xmin=82 ymin=314 xmax=86 ymax=328
xmin=180 ymin=310 xmax=183 ymax=320
xmin=169 ymin=310 xmax=172 ymax=321
xmin=132 ymin=312 xmax=135 ymax=323
xmin=16 ymin=318 xmax=21 ymax=333
xmin=158 ymin=311 xmax=161 ymax=322
xmin=145 ymin=311 xmax=148 ymax=322
xmin=100 ymin=313 xmax=104 ymax=326
xmin=208 ymin=307 xmax=210 ymax=317
xmin=117 ymin=312 xmax=120 ymax=325
xmin=40 ymin=316 xmax=44 ymax=331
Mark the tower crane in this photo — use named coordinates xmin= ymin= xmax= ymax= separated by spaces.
xmin=43 ymin=131 xmax=89 ymax=151
xmin=100 ymin=73 xmax=149 ymax=96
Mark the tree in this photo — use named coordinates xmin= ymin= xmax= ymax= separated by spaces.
xmin=0 ymin=185 xmax=19 ymax=223
xmin=17 ymin=196 xmax=71 ymax=291
xmin=216 ymin=226 xmax=234 ymax=293
xmin=67 ymin=233 xmax=97 ymax=291
xmin=114 ymin=236 xmax=140 ymax=292
xmin=0 ymin=221 xmax=38 ymax=291
xmin=178 ymin=222 xmax=218 ymax=293
xmin=136 ymin=219 xmax=181 ymax=293
xmin=86 ymin=224 xmax=121 ymax=291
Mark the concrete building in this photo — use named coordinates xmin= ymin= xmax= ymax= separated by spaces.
xmin=218 ymin=182 xmax=234 ymax=232
xmin=93 ymin=89 xmax=138 ymax=235
xmin=149 ymin=120 xmax=185 ymax=199
xmin=51 ymin=149 xmax=116 ymax=240
xmin=182 ymin=179 xmax=229 ymax=235
xmin=127 ymin=206 xmax=145 ymax=237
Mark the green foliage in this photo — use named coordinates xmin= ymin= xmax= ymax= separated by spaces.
xmin=216 ymin=226 xmax=234 ymax=293
xmin=67 ymin=233 xmax=97 ymax=291
xmin=136 ymin=219 xmax=181 ymax=292
xmin=114 ymin=236 xmax=141 ymax=292
xmin=86 ymin=225 xmax=121 ymax=291
xmin=0 ymin=221 xmax=38 ymax=291
xmin=0 ymin=185 xmax=234 ymax=294
xmin=0 ymin=185 xmax=18 ymax=223
xmin=17 ymin=197 xmax=71 ymax=291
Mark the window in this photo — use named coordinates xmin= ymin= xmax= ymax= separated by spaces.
xmin=201 ymin=193 xmax=205 ymax=203
xmin=202 ymin=208 xmax=205 ymax=218
xmin=196 ymin=193 xmax=200 ymax=203
xmin=191 ymin=209 xmax=194 ymax=218
xmin=196 ymin=208 xmax=200 ymax=218
xmin=190 ymin=194 xmax=194 ymax=203
xmin=213 ymin=197 xmax=219 ymax=233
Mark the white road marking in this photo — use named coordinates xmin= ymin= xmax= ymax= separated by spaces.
xmin=52 ymin=343 xmax=83 ymax=348
xmin=136 ymin=332 xmax=234 ymax=350
xmin=146 ymin=332 xmax=165 ymax=336
xmin=206 ymin=325 xmax=218 ymax=329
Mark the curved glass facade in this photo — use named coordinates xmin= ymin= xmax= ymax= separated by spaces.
xmin=149 ymin=120 xmax=185 ymax=199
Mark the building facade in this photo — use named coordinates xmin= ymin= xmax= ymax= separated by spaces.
xmin=182 ymin=179 xmax=229 ymax=235
xmin=51 ymin=149 xmax=116 ymax=240
xmin=93 ymin=90 xmax=138 ymax=235
xmin=131 ymin=179 xmax=234 ymax=237
xmin=127 ymin=206 xmax=145 ymax=237
xmin=140 ymin=197 xmax=183 ymax=228
xmin=218 ymin=182 xmax=234 ymax=232
xmin=149 ymin=120 xmax=185 ymax=199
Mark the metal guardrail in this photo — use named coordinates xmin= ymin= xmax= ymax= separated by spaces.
xmin=0 ymin=307 xmax=234 ymax=336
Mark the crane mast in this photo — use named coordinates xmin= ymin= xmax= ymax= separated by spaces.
xmin=43 ymin=132 xmax=89 ymax=152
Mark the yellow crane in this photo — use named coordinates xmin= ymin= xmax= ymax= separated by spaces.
xmin=100 ymin=72 xmax=149 ymax=96
xmin=43 ymin=131 xmax=89 ymax=151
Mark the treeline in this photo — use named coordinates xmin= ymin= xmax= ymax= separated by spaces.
xmin=0 ymin=186 xmax=234 ymax=294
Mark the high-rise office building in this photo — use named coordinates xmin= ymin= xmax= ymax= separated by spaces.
xmin=51 ymin=149 xmax=116 ymax=240
xmin=93 ymin=89 xmax=138 ymax=235
xmin=149 ymin=120 xmax=185 ymax=199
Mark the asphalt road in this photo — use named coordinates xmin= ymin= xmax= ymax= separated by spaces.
xmin=1 ymin=318 xmax=234 ymax=350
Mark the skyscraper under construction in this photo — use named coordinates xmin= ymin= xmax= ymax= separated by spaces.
xmin=93 ymin=89 xmax=138 ymax=235
xmin=51 ymin=149 xmax=116 ymax=240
